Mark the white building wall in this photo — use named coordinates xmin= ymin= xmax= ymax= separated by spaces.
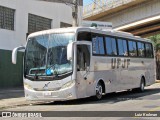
xmin=0 ymin=0 xmax=82 ymax=50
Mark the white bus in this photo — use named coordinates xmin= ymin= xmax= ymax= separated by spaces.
xmin=12 ymin=27 xmax=156 ymax=101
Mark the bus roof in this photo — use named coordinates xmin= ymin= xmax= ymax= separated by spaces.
xmin=28 ymin=27 xmax=151 ymax=43
xmin=28 ymin=27 xmax=78 ymax=38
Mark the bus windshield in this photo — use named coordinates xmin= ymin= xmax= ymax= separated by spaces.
xmin=24 ymin=33 xmax=74 ymax=80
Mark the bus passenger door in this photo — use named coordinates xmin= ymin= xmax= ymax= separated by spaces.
xmin=76 ymin=43 xmax=93 ymax=98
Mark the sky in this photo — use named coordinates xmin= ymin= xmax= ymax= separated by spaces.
xmin=83 ymin=0 xmax=93 ymax=5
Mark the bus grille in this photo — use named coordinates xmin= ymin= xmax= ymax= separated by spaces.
xmin=33 ymin=87 xmax=61 ymax=91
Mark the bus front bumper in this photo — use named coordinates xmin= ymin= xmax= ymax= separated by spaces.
xmin=24 ymin=84 xmax=77 ymax=101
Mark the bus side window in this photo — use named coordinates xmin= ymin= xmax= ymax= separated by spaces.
xmin=117 ymin=39 xmax=128 ymax=56
xmin=77 ymin=45 xmax=91 ymax=71
xmin=92 ymin=36 xmax=105 ymax=55
xmin=105 ymin=36 xmax=117 ymax=55
xmin=77 ymin=32 xmax=91 ymax=41
xmin=128 ymin=40 xmax=137 ymax=57
xmin=137 ymin=42 xmax=145 ymax=57
xmin=145 ymin=43 xmax=153 ymax=58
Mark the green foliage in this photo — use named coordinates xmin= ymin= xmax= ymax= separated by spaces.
xmin=149 ymin=34 xmax=160 ymax=79
xmin=148 ymin=34 xmax=160 ymax=52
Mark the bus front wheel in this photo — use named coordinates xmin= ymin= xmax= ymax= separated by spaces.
xmin=95 ymin=82 xmax=103 ymax=100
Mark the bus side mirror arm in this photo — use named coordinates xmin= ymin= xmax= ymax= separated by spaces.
xmin=12 ymin=46 xmax=25 ymax=64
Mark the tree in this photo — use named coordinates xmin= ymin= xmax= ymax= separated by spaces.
xmin=148 ymin=34 xmax=160 ymax=80
xmin=149 ymin=34 xmax=160 ymax=52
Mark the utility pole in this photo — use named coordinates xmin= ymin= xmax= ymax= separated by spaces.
xmin=72 ymin=0 xmax=78 ymax=27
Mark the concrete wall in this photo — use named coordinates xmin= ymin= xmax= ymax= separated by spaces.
xmin=0 ymin=0 xmax=82 ymax=88
xmin=98 ymin=0 xmax=160 ymax=28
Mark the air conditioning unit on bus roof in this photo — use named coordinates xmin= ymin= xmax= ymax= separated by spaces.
xmin=82 ymin=20 xmax=112 ymax=30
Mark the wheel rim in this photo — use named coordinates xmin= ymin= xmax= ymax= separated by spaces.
xmin=96 ymin=84 xmax=102 ymax=99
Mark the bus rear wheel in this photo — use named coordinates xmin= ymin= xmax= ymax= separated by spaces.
xmin=132 ymin=78 xmax=145 ymax=92
xmin=138 ymin=78 xmax=145 ymax=92
xmin=95 ymin=82 xmax=103 ymax=100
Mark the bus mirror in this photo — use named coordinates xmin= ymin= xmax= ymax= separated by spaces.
xmin=67 ymin=42 xmax=73 ymax=61
xmin=12 ymin=46 xmax=25 ymax=64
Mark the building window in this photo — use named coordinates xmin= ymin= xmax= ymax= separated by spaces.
xmin=28 ymin=14 xmax=52 ymax=34
xmin=0 ymin=6 xmax=15 ymax=30
xmin=105 ymin=36 xmax=117 ymax=56
xmin=60 ymin=22 xmax=72 ymax=28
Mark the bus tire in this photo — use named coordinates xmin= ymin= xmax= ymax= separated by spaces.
xmin=138 ymin=77 xmax=145 ymax=92
xmin=95 ymin=82 xmax=103 ymax=100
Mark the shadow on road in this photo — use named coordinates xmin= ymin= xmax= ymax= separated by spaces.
xmin=35 ymin=87 xmax=160 ymax=106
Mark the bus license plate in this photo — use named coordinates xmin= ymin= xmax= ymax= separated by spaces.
xmin=43 ymin=91 xmax=52 ymax=96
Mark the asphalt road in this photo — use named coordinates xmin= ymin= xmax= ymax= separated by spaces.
xmin=1 ymin=83 xmax=160 ymax=120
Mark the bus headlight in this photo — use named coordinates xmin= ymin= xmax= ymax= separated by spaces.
xmin=61 ymin=80 xmax=75 ymax=89
xmin=24 ymin=82 xmax=33 ymax=90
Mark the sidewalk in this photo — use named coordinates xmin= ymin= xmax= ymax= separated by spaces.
xmin=0 ymin=87 xmax=43 ymax=110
